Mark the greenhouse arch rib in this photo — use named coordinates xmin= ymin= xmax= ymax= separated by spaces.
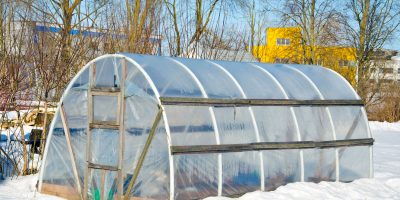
xmin=247 ymin=63 xmax=305 ymax=182
xmin=165 ymin=57 xmax=223 ymax=197
xmin=281 ymin=64 xmax=339 ymax=181
xmin=205 ymin=60 xmax=265 ymax=191
xmin=121 ymin=55 xmax=176 ymax=199
xmin=324 ymin=66 xmax=374 ymax=178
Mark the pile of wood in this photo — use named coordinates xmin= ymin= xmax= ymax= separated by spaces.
xmin=0 ymin=107 xmax=56 ymax=130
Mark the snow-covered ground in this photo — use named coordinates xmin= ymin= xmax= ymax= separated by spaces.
xmin=0 ymin=121 xmax=399 ymax=200
xmin=0 ymin=175 xmax=63 ymax=200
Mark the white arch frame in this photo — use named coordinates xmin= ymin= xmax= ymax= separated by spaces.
xmin=324 ymin=67 xmax=373 ymax=178
xmin=165 ymin=57 xmax=223 ymax=197
xmin=281 ymin=64 xmax=339 ymax=181
xmin=248 ymin=63 xmax=305 ymax=181
xmin=206 ymin=60 xmax=265 ymax=191
xmin=39 ymin=54 xmax=176 ymax=197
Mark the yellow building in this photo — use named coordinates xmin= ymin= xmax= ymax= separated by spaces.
xmin=253 ymin=27 xmax=357 ymax=84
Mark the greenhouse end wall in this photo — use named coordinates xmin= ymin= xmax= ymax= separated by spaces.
xmin=38 ymin=53 xmax=374 ymax=200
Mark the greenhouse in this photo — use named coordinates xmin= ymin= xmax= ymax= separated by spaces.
xmin=38 ymin=53 xmax=374 ymax=200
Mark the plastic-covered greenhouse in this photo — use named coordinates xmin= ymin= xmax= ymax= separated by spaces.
xmin=38 ymin=53 xmax=374 ymax=200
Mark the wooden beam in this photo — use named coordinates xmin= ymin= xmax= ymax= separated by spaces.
xmin=170 ymin=138 xmax=374 ymax=155
xmin=89 ymin=121 xmax=119 ymax=130
xmin=117 ymin=58 xmax=127 ymax=199
xmin=88 ymin=162 xmax=119 ymax=171
xmin=91 ymin=90 xmax=120 ymax=97
xmin=84 ymin=63 xmax=95 ymax=200
xmin=41 ymin=183 xmax=155 ymax=200
xmin=100 ymin=170 xmax=106 ymax=200
xmin=60 ymin=104 xmax=83 ymax=200
xmin=123 ymin=108 xmax=164 ymax=200
xmin=41 ymin=183 xmax=81 ymax=200
xmin=159 ymin=97 xmax=364 ymax=107
xmin=91 ymin=87 xmax=121 ymax=93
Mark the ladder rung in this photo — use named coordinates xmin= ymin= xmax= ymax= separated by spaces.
xmin=91 ymin=87 xmax=120 ymax=96
xmin=92 ymin=87 xmax=120 ymax=92
xmin=90 ymin=121 xmax=119 ymax=130
xmin=88 ymin=162 xmax=119 ymax=171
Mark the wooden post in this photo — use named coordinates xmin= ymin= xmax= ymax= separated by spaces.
xmin=60 ymin=104 xmax=83 ymax=199
xmin=117 ymin=58 xmax=127 ymax=199
xmin=100 ymin=170 xmax=106 ymax=200
xmin=84 ymin=63 xmax=96 ymax=200
xmin=123 ymin=108 xmax=163 ymax=200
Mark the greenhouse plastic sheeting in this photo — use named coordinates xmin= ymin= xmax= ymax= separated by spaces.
xmin=39 ymin=54 xmax=373 ymax=200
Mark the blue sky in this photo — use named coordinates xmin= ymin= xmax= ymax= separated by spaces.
xmin=384 ymin=38 xmax=400 ymax=51
xmin=232 ymin=0 xmax=400 ymax=52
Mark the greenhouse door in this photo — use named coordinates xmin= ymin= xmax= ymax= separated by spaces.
xmin=83 ymin=61 xmax=127 ymax=200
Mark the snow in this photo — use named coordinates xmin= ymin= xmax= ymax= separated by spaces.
xmin=0 ymin=110 xmax=30 ymax=121
xmin=206 ymin=121 xmax=400 ymax=200
xmin=0 ymin=175 xmax=63 ymax=200
xmin=0 ymin=121 xmax=399 ymax=200
xmin=1 ymin=110 xmax=37 ymax=142
xmin=1 ymin=125 xmax=35 ymax=142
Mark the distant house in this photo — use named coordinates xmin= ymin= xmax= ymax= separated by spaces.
xmin=251 ymin=27 xmax=357 ymax=84
xmin=8 ymin=21 xmax=162 ymax=55
xmin=370 ymin=54 xmax=400 ymax=84
xmin=252 ymin=27 xmax=356 ymax=67
xmin=252 ymin=27 xmax=400 ymax=86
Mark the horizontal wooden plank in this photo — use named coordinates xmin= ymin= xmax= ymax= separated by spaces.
xmin=91 ymin=87 xmax=120 ymax=96
xmin=41 ymin=183 xmax=81 ymax=200
xmin=42 ymin=183 xmax=159 ymax=200
xmin=89 ymin=121 xmax=119 ymax=130
xmin=160 ymin=97 xmax=364 ymax=107
xmin=91 ymin=87 xmax=120 ymax=93
xmin=171 ymin=138 xmax=374 ymax=155
xmin=88 ymin=162 xmax=119 ymax=171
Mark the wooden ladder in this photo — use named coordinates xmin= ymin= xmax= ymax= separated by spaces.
xmin=84 ymin=60 xmax=126 ymax=200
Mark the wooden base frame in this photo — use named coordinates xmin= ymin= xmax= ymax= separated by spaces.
xmin=41 ymin=183 xmax=81 ymax=200
xmin=41 ymin=183 xmax=159 ymax=200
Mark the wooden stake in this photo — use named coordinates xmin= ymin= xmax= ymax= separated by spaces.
xmin=123 ymin=108 xmax=163 ymax=200
xmin=117 ymin=58 xmax=127 ymax=199
xmin=84 ymin=63 xmax=96 ymax=200
xmin=60 ymin=104 xmax=83 ymax=199
xmin=100 ymin=170 xmax=106 ymax=200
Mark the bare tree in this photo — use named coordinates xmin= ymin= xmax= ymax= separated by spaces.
xmin=281 ymin=0 xmax=343 ymax=64
xmin=0 ymin=0 xmax=36 ymax=176
xmin=27 ymin=0 xmax=109 ymax=156
xmin=163 ymin=0 xmax=221 ymax=57
xmin=125 ymin=0 xmax=162 ymax=54
xmin=234 ymin=0 xmax=269 ymax=61
xmin=343 ymin=0 xmax=400 ymax=106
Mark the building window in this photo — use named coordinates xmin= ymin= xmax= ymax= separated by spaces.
xmin=382 ymin=79 xmax=394 ymax=84
xmin=276 ymin=38 xmax=290 ymax=46
xmin=275 ymin=58 xmax=289 ymax=63
xmin=339 ymin=60 xmax=350 ymax=67
xmin=382 ymin=68 xmax=393 ymax=74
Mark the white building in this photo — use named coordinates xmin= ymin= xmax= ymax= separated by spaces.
xmin=370 ymin=55 xmax=400 ymax=84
